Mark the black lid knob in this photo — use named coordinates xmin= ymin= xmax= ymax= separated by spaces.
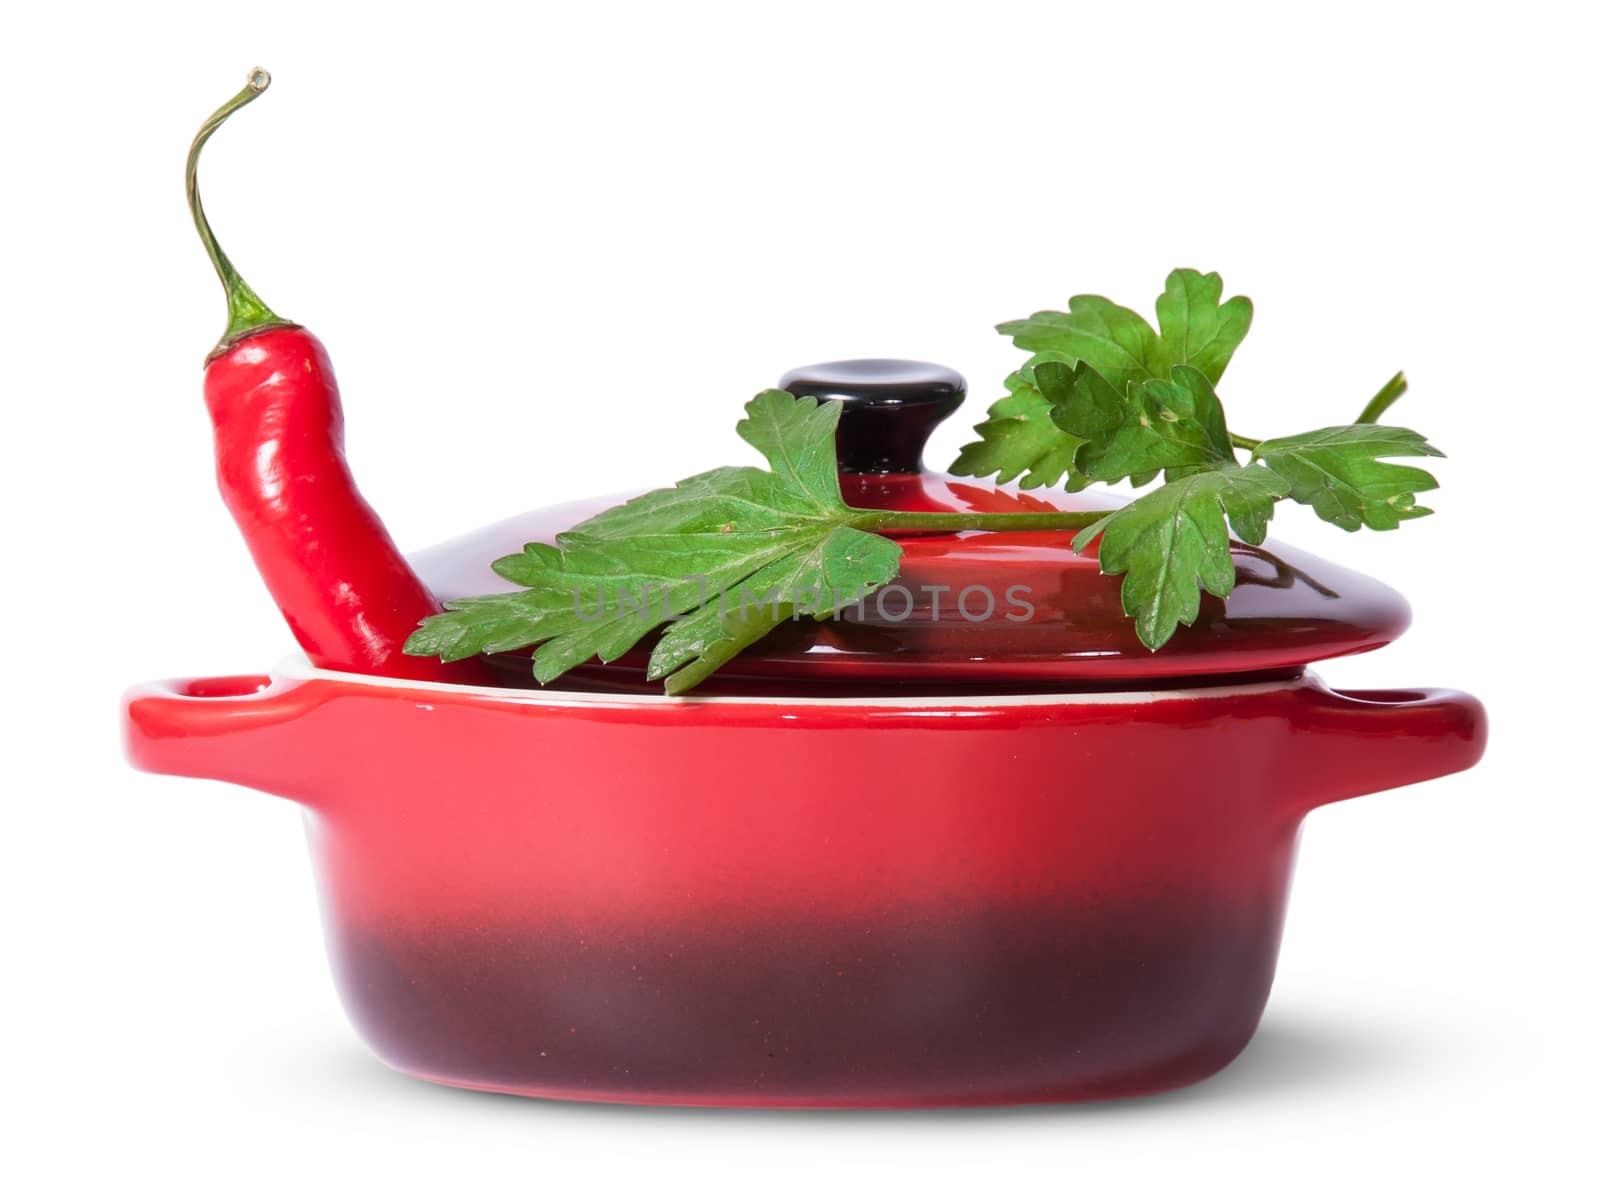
xmin=778 ymin=359 xmax=966 ymax=475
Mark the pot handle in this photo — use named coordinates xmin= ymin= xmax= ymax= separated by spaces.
xmin=122 ymin=675 xmax=315 ymax=798
xmin=1288 ymin=684 xmax=1487 ymax=810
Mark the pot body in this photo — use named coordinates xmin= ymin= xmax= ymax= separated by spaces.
xmin=123 ymin=664 xmax=1485 ymax=1107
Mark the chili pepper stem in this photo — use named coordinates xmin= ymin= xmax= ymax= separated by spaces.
xmin=187 ymin=68 xmax=294 ymax=356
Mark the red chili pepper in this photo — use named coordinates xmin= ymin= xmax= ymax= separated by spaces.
xmin=187 ymin=70 xmax=490 ymax=685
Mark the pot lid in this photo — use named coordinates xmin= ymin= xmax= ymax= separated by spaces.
xmin=412 ymin=360 xmax=1410 ymax=692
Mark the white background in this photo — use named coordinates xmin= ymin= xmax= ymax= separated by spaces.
xmin=3 ymin=2 xmax=1594 ymax=1193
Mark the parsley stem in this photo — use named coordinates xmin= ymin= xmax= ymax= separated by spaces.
xmin=1230 ymin=433 xmax=1262 ymax=452
xmin=1356 ymin=370 xmax=1409 ymax=424
xmin=851 ymin=509 xmax=1112 ymax=533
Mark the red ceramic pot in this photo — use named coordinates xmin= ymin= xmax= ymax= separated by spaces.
xmin=123 ymin=360 xmax=1487 ymax=1106
xmin=124 ymin=662 xmax=1482 ymax=1107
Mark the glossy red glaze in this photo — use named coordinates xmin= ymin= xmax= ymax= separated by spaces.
xmin=123 ymin=662 xmax=1485 ymax=1106
xmin=413 ymin=469 xmax=1413 ymax=689
xmin=204 ymin=327 xmax=488 ymax=684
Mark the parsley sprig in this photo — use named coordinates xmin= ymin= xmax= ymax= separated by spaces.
xmin=407 ymin=269 xmax=1444 ymax=693
xmin=954 ymin=268 xmax=1441 ymax=649
xmin=405 ymin=391 xmax=1101 ymax=694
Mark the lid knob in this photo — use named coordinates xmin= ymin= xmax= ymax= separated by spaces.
xmin=778 ymin=359 xmax=966 ymax=474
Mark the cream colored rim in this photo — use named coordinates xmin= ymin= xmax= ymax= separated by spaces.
xmin=275 ymin=655 xmax=1314 ymax=709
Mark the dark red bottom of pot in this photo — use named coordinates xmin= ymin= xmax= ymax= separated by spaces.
xmin=325 ymin=897 xmax=1281 ymax=1107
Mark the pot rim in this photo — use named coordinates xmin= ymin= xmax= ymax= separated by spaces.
xmin=273 ymin=655 xmax=1315 ymax=710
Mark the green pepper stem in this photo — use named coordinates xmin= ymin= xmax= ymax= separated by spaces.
xmin=187 ymin=68 xmax=292 ymax=354
xmin=851 ymin=508 xmax=1111 ymax=533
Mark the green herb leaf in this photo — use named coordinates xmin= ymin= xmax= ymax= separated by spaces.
xmin=1040 ymin=360 xmax=1237 ymax=484
xmin=997 ymin=268 xmax=1251 ymax=393
xmin=949 ymin=359 xmax=1088 ymax=491
xmin=1251 ymin=424 xmax=1443 ymax=531
xmin=404 ymin=390 xmax=903 ymax=692
xmin=1071 ymin=464 xmax=1290 ymax=649
xmin=646 ymin=524 xmax=897 ymax=694
xmin=998 ymin=296 xmax=1162 ymax=396
xmin=1152 ymin=268 xmax=1255 ymax=386
xmin=957 ymin=269 xmax=1251 ymax=487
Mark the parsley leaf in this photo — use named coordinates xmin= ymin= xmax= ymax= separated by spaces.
xmin=1251 ymin=425 xmax=1443 ymax=531
xmin=949 ymin=358 xmax=1087 ymax=490
xmin=1071 ymin=464 xmax=1291 ymax=650
xmin=1039 ymin=360 xmax=1236 ymax=484
xmin=953 ymin=269 xmax=1251 ymax=489
xmin=998 ymin=268 xmax=1251 ymax=392
xmin=998 ymin=295 xmax=1161 ymax=396
xmin=404 ymin=390 xmax=904 ymax=693
xmin=1151 ymin=268 xmax=1256 ymax=386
